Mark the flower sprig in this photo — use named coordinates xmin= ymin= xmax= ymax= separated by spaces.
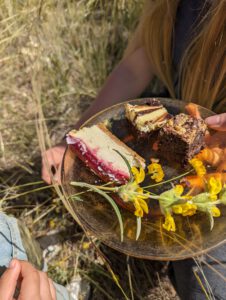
xmin=70 ymin=150 xmax=225 ymax=240
xmin=118 ymin=166 xmax=149 ymax=218
xmin=151 ymin=177 xmax=225 ymax=232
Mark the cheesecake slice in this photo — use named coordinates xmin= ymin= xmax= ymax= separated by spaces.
xmin=125 ymin=99 xmax=170 ymax=138
xmin=67 ymin=123 xmax=145 ymax=184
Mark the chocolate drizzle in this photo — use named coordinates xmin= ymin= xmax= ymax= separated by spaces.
xmin=125 ymin=100 xmax=171 ymax=136
xmin=133 ymin=106 xmax=163 ymax=122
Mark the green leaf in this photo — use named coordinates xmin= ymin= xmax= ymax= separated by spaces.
xmin=70 ymin=181 xmax=124 ymax=242
xmin=195 ymin=205 xmax=214 ymax=231
xmin=113 ymin=149 xmax=133 ymax=182
xmin=192 ymin=193 xmax=210 ymax=204
xmin=220 ymin=187 xmax=226 ymax=205
xmin=136 ymin=217 xmax=142 ymax=241
xmin=70 ymin=195 xmax=84 ymax=202
xmin=207 ymin=210 xmax=214 ymax=231
xmin=157 ymin=188 xmax=179 ymax=209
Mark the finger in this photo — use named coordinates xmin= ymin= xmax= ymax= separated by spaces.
xmin=41 ymin=148 xmax=62 ymax=184
xmin=48 ymin=278 xmax=56 ymax=300
xmin=53 ymin=163 xmax=62 ymax=184
xmin=205 ymin=113 xmax=226 ymax=131
xmin=39 ymin=272 xmax=53 ymax=300
xmin=42 ymin=146 xmax=65 ymax=167
xmin=18 ymin=261 xmax=41 ymax=300
xmin=41 ymin=165 xmax=52 ymax=185
xmin=41 ymin=157 xmax=58 ymax=184
xmin=42 ymin=162 xmax=61 ymax=185
xmin=0 ymin=259 xmax=21 ymax=300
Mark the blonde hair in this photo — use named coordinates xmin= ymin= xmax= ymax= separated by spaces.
xmin=124 ymin=0 xmax=226 ymax=113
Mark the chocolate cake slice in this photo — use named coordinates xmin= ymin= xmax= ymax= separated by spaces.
xmin=125 ymin=99 xmax=170 ymax=138
xmin=158 ymin=113 xmax=207 ymax=165
xmin=67 ymin=123 xmax=145 ymax=184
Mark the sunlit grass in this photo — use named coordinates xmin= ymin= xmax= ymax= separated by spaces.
xmin=0 ymin=0 xmax=143 ymax=167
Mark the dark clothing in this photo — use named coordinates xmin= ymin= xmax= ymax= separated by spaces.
xmin=173 ymin=0 xmax=208 ymax=97
xmin=143 ymin=0 xmax=208 ymax=100
xmin=173 ymin=0 xmax=207 ymax=69
xmin=170 ymin=245 xmax=226 ymax=300
xmin=167 ymin=1 xmax=226 ymax=299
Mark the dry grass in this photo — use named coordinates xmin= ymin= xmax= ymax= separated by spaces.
xmin=0 ymin=1 xmax=190 ymax=299
xmin=0 ymin=0 xmax=143 ymax=167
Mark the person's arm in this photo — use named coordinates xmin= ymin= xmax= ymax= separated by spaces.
xmin=42 ymin=47 xmax=154 ymax=184
xmin=76 ymin=47 xmax=154 ymax=128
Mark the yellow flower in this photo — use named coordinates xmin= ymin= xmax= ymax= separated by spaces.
xmin=173 ymin=184 xmax=192 ymax=200
xmin=174 ymin=185 xmax=184 ymax=196
xmin=220 ymin=184 xmax=226 ymax=205
xmin=172 ymin=202 xmax=197 ymax=216
xmin=134 ymin=198 xmax=149 ymax=217
xmin=208 ymin=177 xmax=222 ymax=200
xmin=172 ymin=205 xmax=183 ymax=214
xmin=118 ymin=167 xmax=149 ymax=217
xmin=162 ymin=212 xmax=176 ymax=232
xmin=189 ymin=158 xmax=206 ymax=177
xmin=210 ymin=194 xmax=218 ymax=201
xmin=131 ymin=166 xmax=145 ymax=184
xmin=148 ymin=162 xmax=165 ymax=183
xmin=82 ymin=242 xmax=91 ymax=250
xmin=49 ymin=219 xmax=56 ymax=229
xmin=211 ymin=206 xmax=221 ymax=217
xmin=119 ymin=183 xmax=149 ymax=203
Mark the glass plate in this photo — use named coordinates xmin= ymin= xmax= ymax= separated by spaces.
xmin=62 ymin=98 xmax=226 ymax=260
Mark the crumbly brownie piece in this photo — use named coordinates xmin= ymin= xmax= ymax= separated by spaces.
xmin=125 ymin=98 xmax=170 ymax=138
xmin=158 ymin=113 xmax=207 ymax=165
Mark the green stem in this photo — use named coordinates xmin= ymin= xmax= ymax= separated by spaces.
xmin=143 ymin=189 xmax=157 ymax=195
xmin=71 ymin=181 xmax=119 ymax=196
xmin=94 ymin=185 xmax=119 ymax=192
xmin=149 ymin=195 xmax=162 ymax=200
xmin=70 ymin=182 xmax=124 ymax=242
xmin=1 ymin=185 xmax=54 ymax=201
xmin=143 ymin=169 xmax=193 ymax=189
xmin=0 ymin=180 xmax=44 ymax=194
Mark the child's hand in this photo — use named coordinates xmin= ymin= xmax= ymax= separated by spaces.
xmin=0 ymin=259 xmax=56 ymax=300
xmin=205 ymin=113 xmax=226 ymax=131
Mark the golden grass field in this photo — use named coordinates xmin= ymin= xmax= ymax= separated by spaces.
xmin=1 ymin=1 xmax=181 ymax=299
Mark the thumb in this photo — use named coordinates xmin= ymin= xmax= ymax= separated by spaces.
xmin=0 ymin=259 xmax=21 ymax=300
xmin=205 ymin=113 xmax=226 ymax=131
